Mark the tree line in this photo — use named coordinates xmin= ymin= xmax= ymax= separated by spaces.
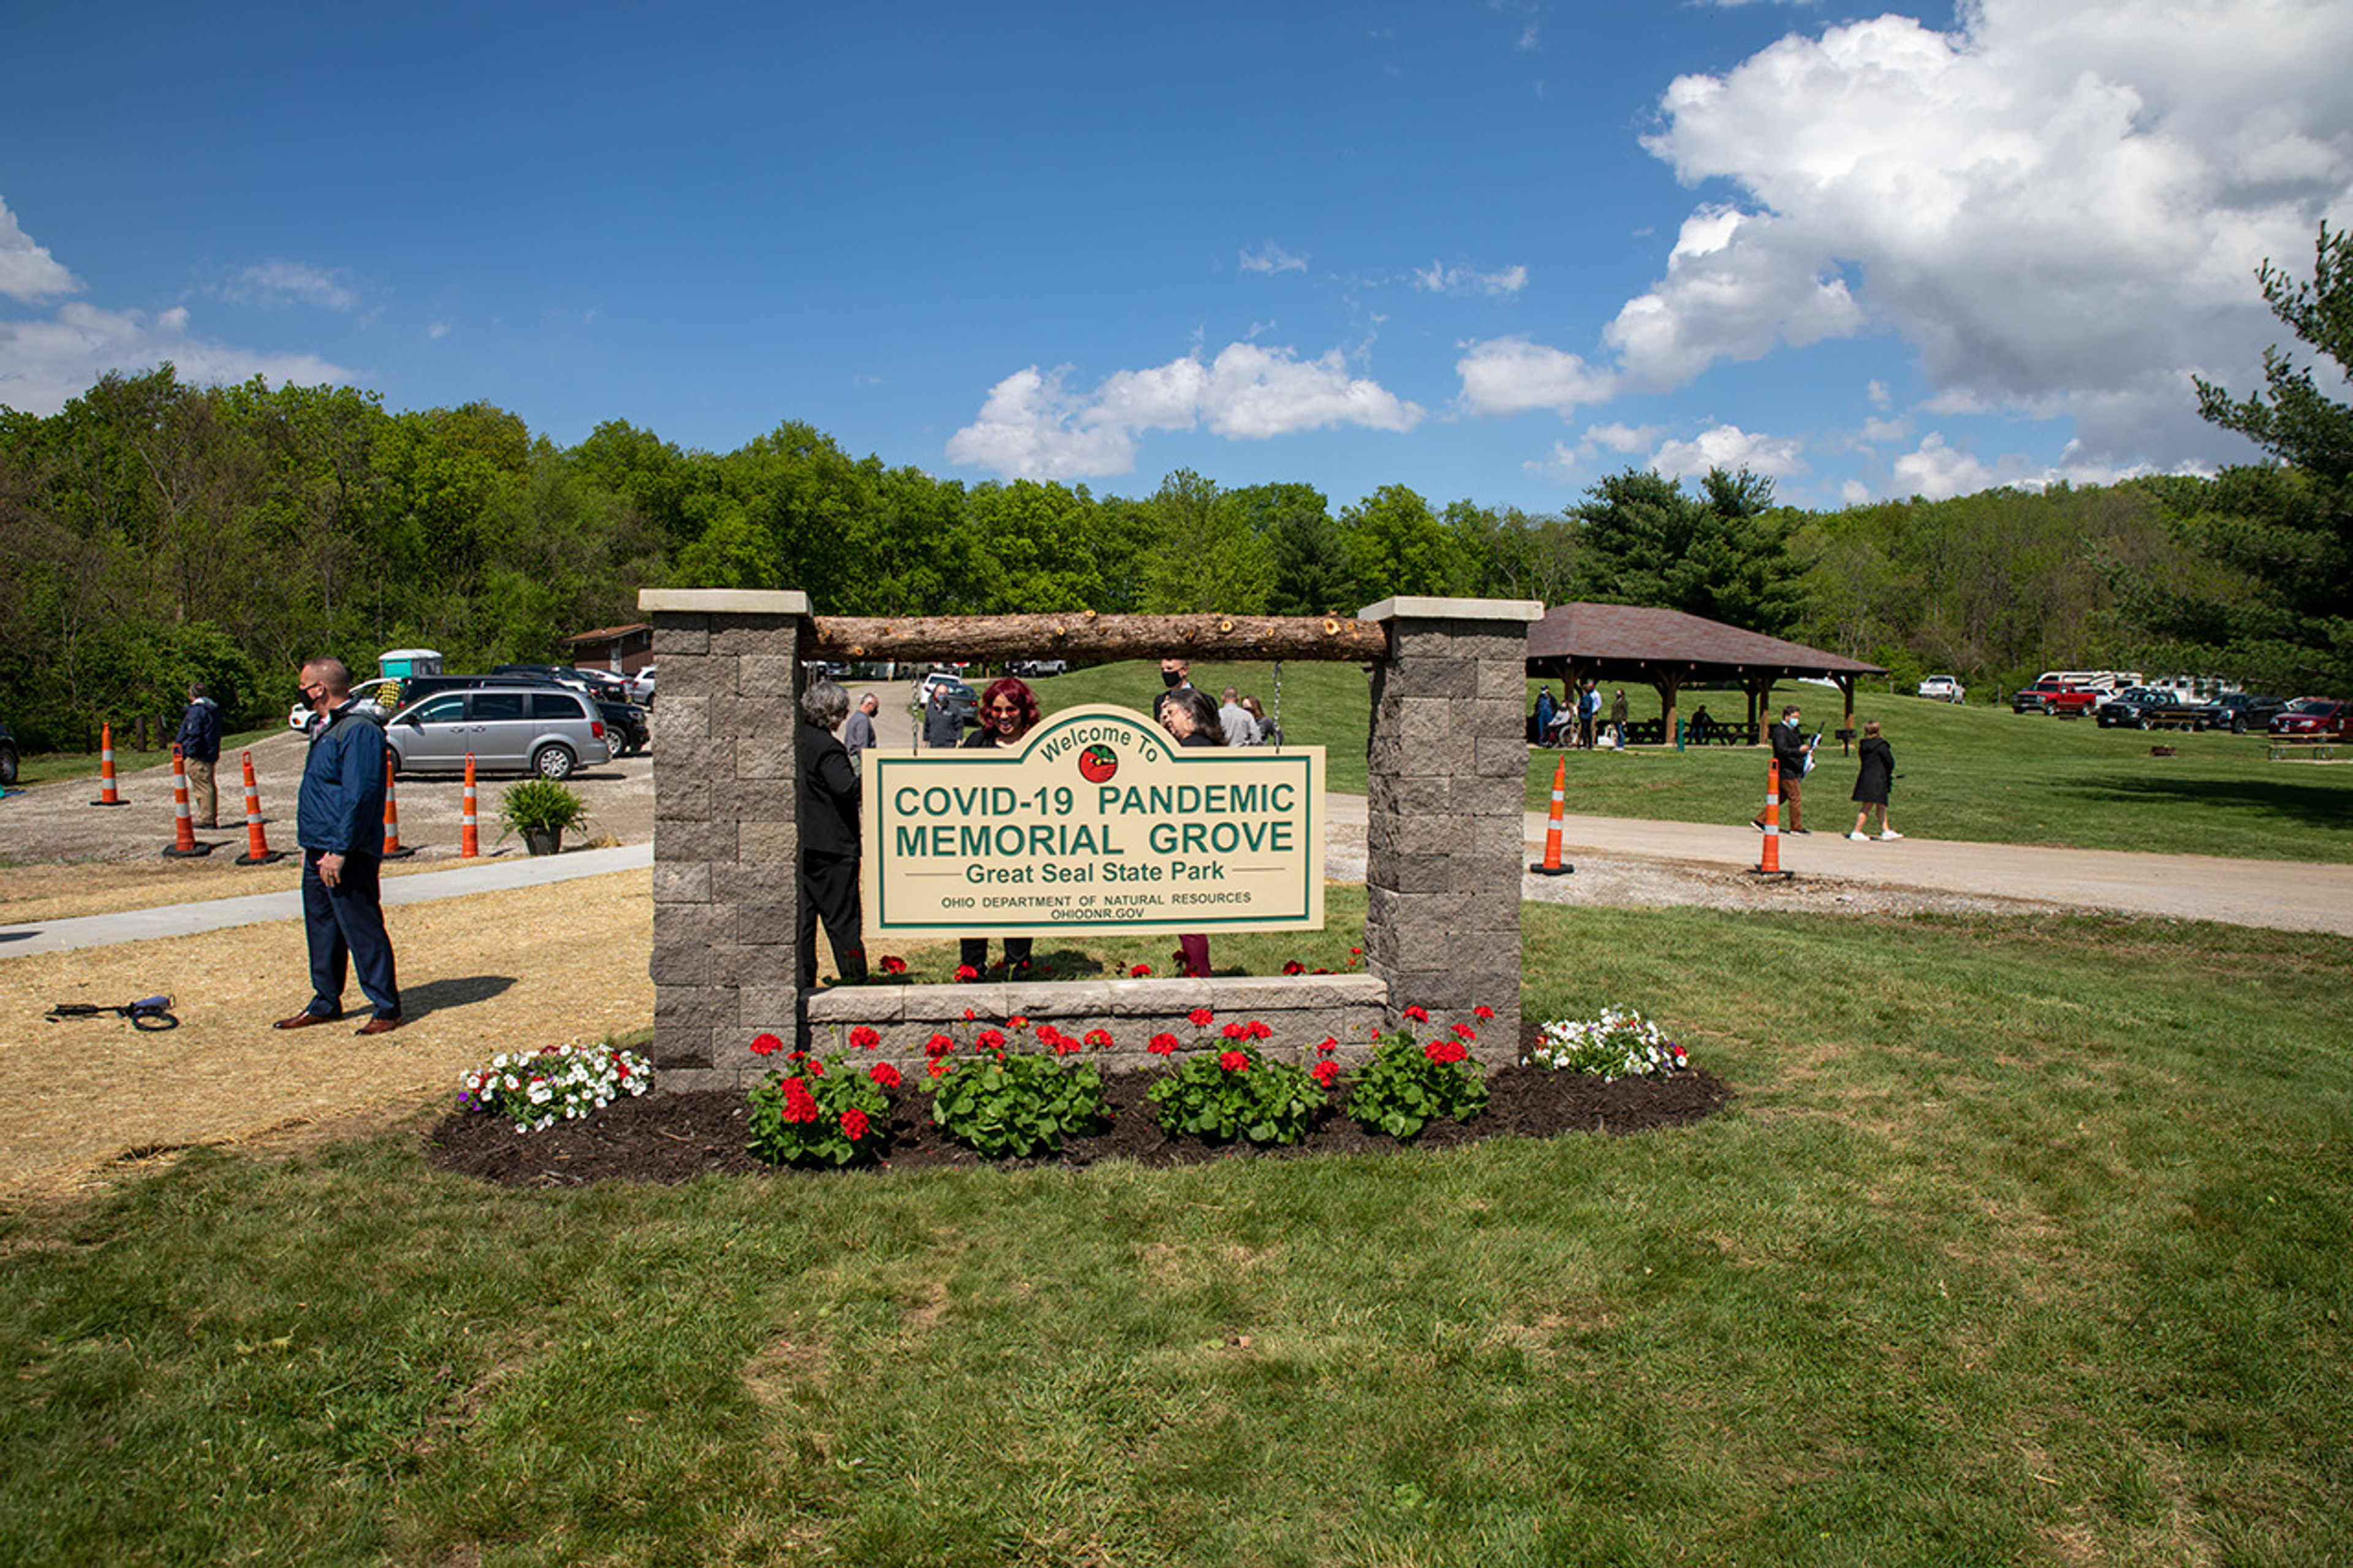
xmin=2 ymin=225 xmax=2343 ymax=750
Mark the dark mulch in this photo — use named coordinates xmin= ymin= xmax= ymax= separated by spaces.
xmin=422 ymin=1021 xmax=1733 ymax=1189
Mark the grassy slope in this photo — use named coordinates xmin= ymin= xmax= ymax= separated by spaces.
xmin=4 ymin=900 xmax=2349 ymax=1564
xmin=1032 ymin=664 xmax=2353 ymax=864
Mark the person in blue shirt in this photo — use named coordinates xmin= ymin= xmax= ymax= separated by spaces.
xmin=173 ymin=681 xmax=224 ymax=828
xmin=276 ymin=658 xmax=403 ymax=1034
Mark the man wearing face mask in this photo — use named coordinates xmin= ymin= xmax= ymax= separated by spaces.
xmin=1751 ymin=704 xmax=1814 ymax=835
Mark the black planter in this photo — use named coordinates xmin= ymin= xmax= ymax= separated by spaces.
xmin=523 ymin=827 xmax=563 ymax=856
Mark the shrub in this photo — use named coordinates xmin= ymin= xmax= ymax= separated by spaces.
xmin=746 ymin=1033 xmax=891 ymax=1167
xmin=1146 ymin=1015 xmax=1324 ymax=1146
xmin=1344 ymin=1009 xmax=1490 ymax=1141
xmin=460 ymin=1040 xmax=651 ymax=1132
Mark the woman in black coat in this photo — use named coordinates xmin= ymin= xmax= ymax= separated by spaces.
xmin=1848 ymin=719 xmax=1900 ymax=841
xmin=798 ymin=680 xmax=868 ymax=985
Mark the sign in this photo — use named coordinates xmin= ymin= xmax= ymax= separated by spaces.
xmin=863 ymin=705 xmax=1324 ymax=937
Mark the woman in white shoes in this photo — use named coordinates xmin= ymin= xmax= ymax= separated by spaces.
xmin=1849 ymin=720 xmax=1901 ymax=841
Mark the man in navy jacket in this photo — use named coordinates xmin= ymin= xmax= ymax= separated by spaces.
xmin=173 ymin=681 xmax=224 ymax=828
xmin=276 ymin=658 xmax=403 ymax=1034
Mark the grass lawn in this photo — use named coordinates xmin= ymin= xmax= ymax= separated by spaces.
xmin=6 ymin=898 xmax=2349 ymax=1565
xmin=1029 ymin=662 xmax=2353 ymax=865
xmin=10 ymin=725 xmax=288 ymax=789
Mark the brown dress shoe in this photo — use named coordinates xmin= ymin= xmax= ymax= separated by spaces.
xmin=354 ymin=1015 xmax=403 ymax=1036
xmin=274 ymin=1010 xmax=342 ymax=1029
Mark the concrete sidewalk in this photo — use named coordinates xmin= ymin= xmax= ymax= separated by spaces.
xmin=0 ymin=843 xmax=653 ymax=958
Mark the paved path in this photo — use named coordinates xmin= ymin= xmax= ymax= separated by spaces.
xmin=6 ymin=798 xmax=2349 ymax=958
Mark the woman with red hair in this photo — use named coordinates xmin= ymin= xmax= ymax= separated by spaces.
xmin=958 ymin=676 xmax=1044 ymax=979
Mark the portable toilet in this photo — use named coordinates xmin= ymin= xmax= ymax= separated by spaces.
xmin=378 ymin=648 xmax=444 ymax=679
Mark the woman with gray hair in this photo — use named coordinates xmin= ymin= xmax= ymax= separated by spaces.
xmin=798 ymin=680 xmax=866 ymax=986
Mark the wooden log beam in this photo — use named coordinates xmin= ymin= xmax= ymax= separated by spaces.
xmin=805 ymin=612 xmax=1387 ymax=664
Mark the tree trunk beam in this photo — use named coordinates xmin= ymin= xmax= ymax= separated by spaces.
xmin=806 ymin=613 xmax=1387 ymax=663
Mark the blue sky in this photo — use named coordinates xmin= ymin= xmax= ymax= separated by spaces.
xmin=4 ymin=0 xmax=2349 ymax=515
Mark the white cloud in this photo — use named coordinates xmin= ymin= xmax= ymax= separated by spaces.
xmin=0 ymin=301 xmax=350 ymax=415
xmin=0 ymin=197 xmax=79 ymax=301
xmin=1515 ymin=21 xmax=1540 ymax=51
xmin=1887 ymin=431 xmax=2174 ymax=501
xmin=946 ymin=344 xmax=1425 ymax=479
xmin=1648 ymin=422 xmax=1808 ymax=480
xmin=1457 ymin=336 xmax=1615 ymax=416
xmin=223 ymin=260 xmax=358 ymax=312
xmin=1240 ymin=243 xmax=1308 ymax=275
xmin=1584 ymin=421 xmax=1663 ymax=454
xmin=1470 ymin=0 xmax=2353 ymax=469
xmin=1413 ymin=260 xmax=1529 ymax=297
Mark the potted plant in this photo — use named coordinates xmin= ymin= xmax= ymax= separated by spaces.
xmin=497 ymin=778 xmax=589 ymax=855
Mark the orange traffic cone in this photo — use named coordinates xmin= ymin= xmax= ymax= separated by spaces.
xmin=381 ymin=746 xmax=416 ymax=860
xmin=1529 ymin=754 xmax=1574 ymax=876
xmin=162 ymin=748 xmax=212 ymax=857
xmin=234 ymin=750 xmax=284 ymax=865
xmin=460 ymin=753 xmax=480 ymax=858
xmin=1750 ymin=759 xmax=1792 ymax=879
xmin=91 ymin=722 xmax=128 ymax=806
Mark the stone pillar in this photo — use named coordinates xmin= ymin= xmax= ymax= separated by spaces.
xmin=1360 ymin=596 xmax=1544 ymax=1065
xmin=637 ymin=589 xmax=809 ymax=1091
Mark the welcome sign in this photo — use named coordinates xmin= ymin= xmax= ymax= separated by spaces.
xmin=862 ymin=705 xmax=1325 ymax=937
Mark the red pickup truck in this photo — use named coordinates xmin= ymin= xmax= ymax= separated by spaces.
xmin=2012 ymin=680 xmax=2100 ymax=716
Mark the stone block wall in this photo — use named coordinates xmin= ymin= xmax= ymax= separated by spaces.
xmin=1360 ymin=596 xmax=1545 ymax=1064
xmin=640 ymin=589 xmax=809 ymax=1092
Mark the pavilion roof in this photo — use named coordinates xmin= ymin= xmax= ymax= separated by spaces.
xmin=1524 ymin=603 xmax=1885 ymax=685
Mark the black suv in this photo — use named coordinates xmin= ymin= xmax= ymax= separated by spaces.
xmin=2209 ymin=692 xmax=2287 ymax=734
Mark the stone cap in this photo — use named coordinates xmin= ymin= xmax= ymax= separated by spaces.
xmin=1358 ymin=596 xmax=1545 ymax=624
xmin=639 ymin=588 xmax=813 ymax=616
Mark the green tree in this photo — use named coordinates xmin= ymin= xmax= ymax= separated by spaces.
xmin=1571 ymin=466 xmax=1803 ymax=635
xmin=1344 ymin=484 xmax=1460 ymax=599
xmin=2129 ymin=223 xmax=2353 ymax=691
xmin=1139 ymin=469 xmax=1272 ymax=614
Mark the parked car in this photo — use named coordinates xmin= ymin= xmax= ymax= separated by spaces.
xmin=2210 ymin=692 xmax=2287 ymax=734
xmin=915 ymin=668 xmax=971 ymax=704
xmin=1915 ymin=674 xmax=1965 ymax=703
xmin=2269 ymin=698 xmax=2349 ymax=739
xmin=384 ymin=686 xmax=610 ymax=779
xmin=1008 ymin=659 xmax=1069 ymax=680
xmin=0 ymin=721 xmax=18 ymax=787
xmin=2096 ymin=687 xmax=2212 ymax=730
xmin=2014 ymin=679 xmax=2097 ymax=716
xmin=625 ymin=665 xmax=656 ymax=705
xmin=594 ymin=699 xmax=651 ymax=757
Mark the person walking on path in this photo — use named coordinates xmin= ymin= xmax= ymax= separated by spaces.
xmin=957 ymin=677 xmax=1045 ymax=980
xmin=798 ymin=680 xmax=868 ymax=987
xmin=1751 ymin=704 xmax=1814 ymax=835
xmin=173 ymin=681 xmax=224 ymax=829
xmin=276 ymin=659 xmax=401 ymax=1035
xmin=843 ymin=691 xmax=879 ymax=770
xmin=1849 ymin=719 xmax=1901 ymax=841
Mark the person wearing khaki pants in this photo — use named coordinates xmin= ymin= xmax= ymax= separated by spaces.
xmin=174 ymin=681 xmax=224 ymax=828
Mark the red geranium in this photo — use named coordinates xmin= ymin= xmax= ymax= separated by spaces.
xmin=1316 ymin=1037 xmax=1338 ymax=1055
xmin=925 ymin=1033 xmax=955 ymax=1059
xmin=1128 ymin=963 xmax=1153 ymax=977
xmin=1281 ymin=960 xmax=1305 ymax=975
xmin=955 ymin=965 xmax=979 ymax=983
xmin=751 ymin=1033 xmax=783 ymax=1056
xmin=850 ymin=1025 xmax=881 ymax=1050
xmin=1311 ymin=1059 xmax=1339 ymax=1088
xmin=1218 ymin=1050 xmax=1251 ymax=1072
xmin=1222 ymin=1021 xmax=1249 ymax=1041
xmin=1148 ymin=1032 xmax=1181 ymax=1056
xmin=870 ymin=1062 xmax=903 ymax=1089
xmin=1189 ymin=1007 xmax=1214 ymax=1028
xmin=840 ymin=1107 xmax=870 ymax=1141
xmin=782 ymin=1078 xmax=820 ymax=1123
xmin=1402 ymin=1005 xmax=1430 ymax=1024
xmin=927 ymin=1057 xmax=953 ymax=1079
xmin=1423 ymin=1038 xmax=1468 ymax=1066
xmin=1472 ymin=1005 xmax=1495 ymax=1021
xmin=1247 ymin=1020 xmax=1273 ymax=1040
xmin=1452 ymin=1022 xmax=1477 ymax=1042
xmin=805 ymin=1058 xmax=825 ymax=1076
xmin=976 ymin=1029 xmax=1007 ymax=1051
xmin=879 ymin=956 xmax=907 ymax=976
xmin=1084 ymin=1029 xmax=1115 ymax=1050
xmin=1008 ymin=1014 xmax=1030 ymax=1031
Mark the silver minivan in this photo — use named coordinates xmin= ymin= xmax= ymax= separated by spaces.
xmin=384 ymin=686 xmax=611 ymax=779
